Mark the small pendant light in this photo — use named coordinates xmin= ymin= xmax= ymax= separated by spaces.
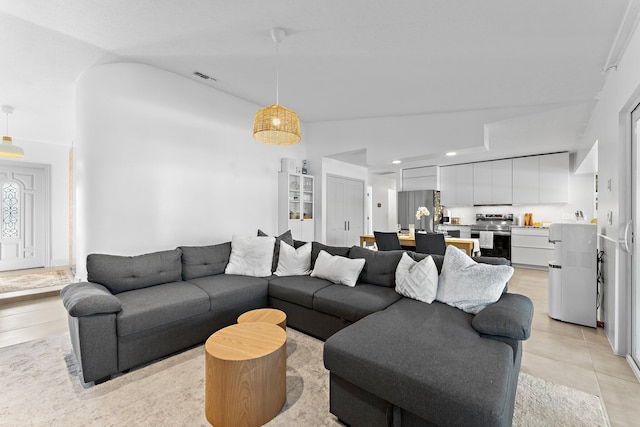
xmin=253 ymin=28 xmax=301 ymax=146
xmin=0 ymin=106 xmax=24 ymax=158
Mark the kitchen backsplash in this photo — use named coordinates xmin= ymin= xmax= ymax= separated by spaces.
xmin=443 ymin=204 xmax=596 ymax=225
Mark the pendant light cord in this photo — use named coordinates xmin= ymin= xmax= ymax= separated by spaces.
xmin=275 ymin=41 xmax=280 ymax=105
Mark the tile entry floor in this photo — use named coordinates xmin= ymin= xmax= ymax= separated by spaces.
xmin=1 ymin=267 xmax=639 ymax=426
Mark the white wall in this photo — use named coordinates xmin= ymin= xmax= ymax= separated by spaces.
xmin=74 ymin=63 xmax=305 ymax=279
xmin=1 ymin=140 xmax=70 ymax=267
xmin=580 ymin=21 xmax=640 ymax=354
xmin=369 ymin=173 xmax=397 ymax=232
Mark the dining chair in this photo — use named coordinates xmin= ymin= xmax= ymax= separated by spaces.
xmin=415 ymin=233 xmax=447 ymax=256
xmin=373 ymin=231 xmax=402 ymax=251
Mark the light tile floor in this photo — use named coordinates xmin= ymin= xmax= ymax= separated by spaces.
xmin=1 ymin=267 xmax=639 ymax=425
xmin=509 ymin=268 xmax=640 ymax=427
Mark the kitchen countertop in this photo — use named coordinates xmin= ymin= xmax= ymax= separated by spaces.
xmin=511 ymin=225 xmax=550 ymax=229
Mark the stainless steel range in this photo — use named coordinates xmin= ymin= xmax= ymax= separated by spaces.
xmin=471 ymin=214 xmax=513 ymax=259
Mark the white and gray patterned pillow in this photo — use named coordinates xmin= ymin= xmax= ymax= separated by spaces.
xmin=436 ymin=245 xmax=513 ymax=314
xmin=395 ymin=253 xmax=439 ymax=303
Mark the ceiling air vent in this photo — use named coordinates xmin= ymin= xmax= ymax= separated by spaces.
xmin=193 ymin=71 xmax=216 ymax=81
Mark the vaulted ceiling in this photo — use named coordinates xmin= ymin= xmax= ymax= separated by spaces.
xmin=0 ymin=0 xmax=634 ymax=170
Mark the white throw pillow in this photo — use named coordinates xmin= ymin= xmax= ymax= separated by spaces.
xmin=224 ymin=235 xmax=275 ymax=277
xmin=395 ymin=253 xmax=439 ymax=303
xmin=275 ymin=241 xmax=312 ymax=276
xmin=436 ymin=245 xmax=514 ymax=313
xmin=310 ymin=250 xmax=365 ymax=287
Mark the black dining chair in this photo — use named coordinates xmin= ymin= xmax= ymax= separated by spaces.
xmin=415 ymin=233 xmax=447 ymax=256
xmin=374 ymin=231 xmax=402 ymax=251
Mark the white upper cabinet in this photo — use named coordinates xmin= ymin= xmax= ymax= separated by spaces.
xmin=473 ymin=159 xmax=512 ymax=205
xmin=512 ymin=153 xmax=569 ymax=204
xmin=473 ymin=162 xmax=492 ymax=205
xmin=512 ymin=156 xmax=540 ymax=204
xmin=440 ymin=164 xmax=473 ymax=206
xmin=402 ymin=166 xmax=439 ymax=191
xmin=539 ymin=153 xmax=569 ymax=203
xmin=492 ymin=159 xmax=513 ymax=205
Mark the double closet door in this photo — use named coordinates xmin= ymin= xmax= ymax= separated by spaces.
xmin=326 ymin=175 xmax=364 ymax=247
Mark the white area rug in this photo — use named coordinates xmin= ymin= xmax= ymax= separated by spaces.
xmin=0 ymin=329 xmax=608 ymax=426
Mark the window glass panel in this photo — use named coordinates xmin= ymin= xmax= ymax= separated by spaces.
xmin=2 ymin=182 xmax=19 ymax=238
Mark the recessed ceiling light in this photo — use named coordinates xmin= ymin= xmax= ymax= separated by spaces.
xmin=392 ymin=160 xmax=402 ymax=164
xmin=445 ymin=152 xmax=457 ymax=156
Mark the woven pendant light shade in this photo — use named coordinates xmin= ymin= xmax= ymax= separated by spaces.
xmin=253 ymin=104 xmax=301 ymax=145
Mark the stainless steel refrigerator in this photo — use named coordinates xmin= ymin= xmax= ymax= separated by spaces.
xmin=397 ymin=190 xmax=441 ymax=232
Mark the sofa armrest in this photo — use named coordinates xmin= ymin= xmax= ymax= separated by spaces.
xmin=61 ymin=282 xmax=122 ymax=317
xmin=471 ymin=293 xmax=533 ymax=340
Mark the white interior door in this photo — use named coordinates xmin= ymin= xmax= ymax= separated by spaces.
xmin=0 ymin=163 xmax=47 ymax=271
xmin=632 ymin=103 xmax=640 ymax=366
xmin=326 ymin=175 xmax=365 ymax=246
xmin=326 ymin=175 xmax=346 ymax=246
xmin=345 ymin=179 xmax=365 ymax=245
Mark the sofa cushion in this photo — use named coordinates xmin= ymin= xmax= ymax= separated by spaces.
xmin=115 ymin=281 xmax=210 ymax=336
xmin=225 ymin=235 xmax=275 ymax=277
xmin=258 ymin=229 xmax=293 ymax=273
xmin=186 ymin=274 xmax=268 ymax=311
xmin=311 ymin=250 xmax=366 ymax=287
xmin=87 ymin=249 xmax=183 ymax=294
xmin=472 ymin=293 xmax=534 ymax=340
xmin=323 ymin=297 xmax=516 ymax=426
xmin=311 ymin=242 xmax=350 ymax=268
xmin=348 ymin=246 xmax=404 ymax=287
xmin=268 ymin=275 xmax=333 ymax=308
xmin=437 ymin=245 xmax=514 ymax=314
xmin=179 ymin=242 xmax=231 ymax=280
xmin=313 ymin=284 xmax=402 ymax=322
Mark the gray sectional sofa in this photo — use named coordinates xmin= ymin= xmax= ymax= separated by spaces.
xmin=61 ymin=239 xmax=533 ymax=427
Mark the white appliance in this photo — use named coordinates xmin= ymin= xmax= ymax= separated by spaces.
xmin=548 ymin=223 xmax=597 ymax=327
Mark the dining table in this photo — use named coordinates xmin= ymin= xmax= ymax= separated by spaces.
xmin=359 ymin=234 xmax=479 ymax=257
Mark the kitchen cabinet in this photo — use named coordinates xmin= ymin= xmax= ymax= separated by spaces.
xmin=440 ymin=164 xmax=473 ymax=206
xmin=402 ymin=166 xmax=439 ymax=191
xmin=512 ymin=153 xmax=569 ymax=204
xmin=473 ymin=159 xmax=512 ymax=205
xmin=511 ymin=227 xmax=554 ymax=269
xmin=539 ymin=153 xmax=569 ymax=203
xmin=278 ymin=172 xmax=314 ymax=241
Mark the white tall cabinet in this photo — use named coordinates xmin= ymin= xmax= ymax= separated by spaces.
xmin=278 ymin=172 xmax=314 ymax=241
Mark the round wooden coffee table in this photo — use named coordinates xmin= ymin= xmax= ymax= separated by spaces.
xmin=237 ymin=308 xmax=287 ymax=330
xmin=205 ymin=322 xmax=287 ymax=427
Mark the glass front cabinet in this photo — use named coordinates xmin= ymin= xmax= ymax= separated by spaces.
xmin=278 ymin=172 xmax=314 ymax=241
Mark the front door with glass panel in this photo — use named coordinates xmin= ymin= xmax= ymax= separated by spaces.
xmin=0 ymin=163 xmax=47 ymax=271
